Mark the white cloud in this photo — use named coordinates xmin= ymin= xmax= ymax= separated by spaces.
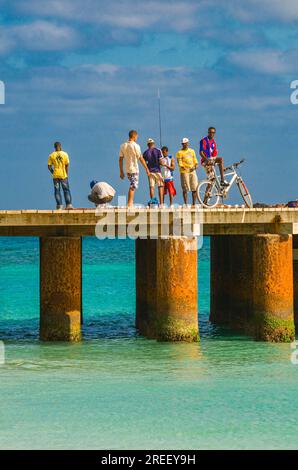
xmin=0 ymin=20 xmax=79 ymax=55
xmin=5 ymin=62 xmax=286 ymax=117
xmin=220 ymin=0 xmax=298 ymax=23
xmin=78 ymin=64 xmax=120 ymax=75
xmin=228 ymin=49 xmax=298 ymax=74
xmin=0 ymin=31 xmax=14 ymax=55
xmin=14 ymin=0 xmax=200 ymax=32
xmin=16 ymin=20 xmax=78 ymax=50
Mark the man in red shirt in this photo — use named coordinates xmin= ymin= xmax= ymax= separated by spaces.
xmin=200 ymin=127 xmax=228 ymax=186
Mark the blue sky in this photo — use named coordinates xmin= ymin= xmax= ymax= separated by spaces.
xmin=0 ymin=0 xmax=298 ymax=208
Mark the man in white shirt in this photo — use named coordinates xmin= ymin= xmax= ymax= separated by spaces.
xmin=119 ymin=130 xmax=150 ymax=207
xmin=88 ymin=180 xmax=116 ymax=206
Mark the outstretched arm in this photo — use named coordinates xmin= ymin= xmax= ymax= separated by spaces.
xmin=140 ymin=156 xmax=150 ymax=176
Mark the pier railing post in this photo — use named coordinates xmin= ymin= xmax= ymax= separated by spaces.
xmin=40 ymin=237 xmax=82 ymax=341
xmin=136 ymin=237 xmax=199 ymax=342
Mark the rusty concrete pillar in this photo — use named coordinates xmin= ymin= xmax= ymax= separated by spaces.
xmin=135 ymin=237 xmax=199 ymax=342
xmin=40 ymin=237 xmax=82 ymax=341
xmin=156 ymin=237 xmax=199 ymax=341
xmin=210 ymin=235 xmax=294 ymax=342
xmin=252 ymin=234 xmax=295 ymax=342
xmin=293 ymin=236 xmax=298 ymax=326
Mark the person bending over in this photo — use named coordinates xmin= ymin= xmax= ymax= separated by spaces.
xmin=88 ymin=180 xmax=116 ymax=207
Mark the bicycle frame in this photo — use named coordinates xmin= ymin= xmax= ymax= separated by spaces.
xmin=211 ymin=164 xmax=240 ymax=199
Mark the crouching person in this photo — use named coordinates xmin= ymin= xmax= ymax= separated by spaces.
xmin=88 ymin=180 xmax=116 ymax=206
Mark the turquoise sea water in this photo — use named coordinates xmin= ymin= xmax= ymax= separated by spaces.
xmin=0 ymin=237 xmax=297 ymax=450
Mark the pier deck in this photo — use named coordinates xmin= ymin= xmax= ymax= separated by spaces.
xmin=0 ymin=207 xmax=298 ymax=236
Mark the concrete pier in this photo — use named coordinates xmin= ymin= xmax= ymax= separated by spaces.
xmin=136 ymin=237 xmax=199 ymax=342
xmin=0 ymin=208 xmax=297 ymax=342
xmin=252 ymin=234 xmax=295 ymax=342
xmin=211 ymin=234 xmax=295 ymax=342
xmin=40 ymin=237 xmax=82 ymax=341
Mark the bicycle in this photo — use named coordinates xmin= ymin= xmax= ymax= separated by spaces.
xmin=197 ymin=158 xmax=253 ymax=208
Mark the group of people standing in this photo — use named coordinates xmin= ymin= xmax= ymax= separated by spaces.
xmin=119 ymin=127 xmax=228 ymax=207
xmin=48 ymin=127 xmax=227 ymax=208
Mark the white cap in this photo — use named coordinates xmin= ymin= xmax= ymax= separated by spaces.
xmin=147 ymin=138 xmax=155 ymax=144
xmin=181 ymin=137 xmax=189 ymax=144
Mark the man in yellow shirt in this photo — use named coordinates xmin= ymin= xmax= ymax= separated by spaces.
xmin=48 ymin=142 xmax=73 ymax=210
xmin=176 ymin=138 xmax=198 ymax=205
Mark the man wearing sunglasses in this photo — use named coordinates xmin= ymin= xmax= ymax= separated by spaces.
xmin=200 ymin=127 xmax=229 ymax=187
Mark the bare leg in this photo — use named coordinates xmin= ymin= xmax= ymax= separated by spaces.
xmin=169 ymin=194 xmax=173 ymax=206
xmin=128 ymin=188 xmax=135 ymax=207
xmin=158 ymin=187 xmax=164 ymax=204
xmin=192 ymin=191 xmax=197 ymax=205
xmin=215 ymin=157 xmax=225 ymax=181
xmin=150 ymin=186 xmax=154 ymax=199
xmin=204 ymin=183 xmax=212 ymax=205
xmin=183 ymin=191 xmax=188 ymax=204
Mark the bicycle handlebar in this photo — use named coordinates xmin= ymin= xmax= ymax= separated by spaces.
xmin=224 ymin=158 xmax=245 ymax=172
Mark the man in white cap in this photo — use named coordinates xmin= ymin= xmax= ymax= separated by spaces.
xmin=176 ymin=138 xmax=198 ymax=205
xmin=143 ymin=138 xmax=164 ymax=204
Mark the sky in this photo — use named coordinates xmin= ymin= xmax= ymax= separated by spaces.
xmin=0 ymin=0 xmax=298 ymax=209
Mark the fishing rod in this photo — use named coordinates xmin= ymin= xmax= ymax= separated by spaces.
xmin=158 ymin=88 xmax=162 ymax=148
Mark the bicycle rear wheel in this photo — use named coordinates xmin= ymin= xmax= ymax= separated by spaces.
xmin=237 ymin=178 xmax=253 ymax=208
xmin=197 ymin=180 xmax=220 ymax=208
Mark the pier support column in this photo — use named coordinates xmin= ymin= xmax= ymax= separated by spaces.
xmin=210 ymin=234 xmax=295 ymax=342
xmin=252 ymin=234 xmax=295 ymax=342
xmin=293 ymin=236 xmax=298 ymax=326
xmin=136 ymin=237 xmax=199 ymax=342
xmin=40 ymin=237 xmax=82 ymax=341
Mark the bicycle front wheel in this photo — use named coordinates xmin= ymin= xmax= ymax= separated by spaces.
xmin=237 ymin=179 xmax=253 ymax=208
xmin=197 ymin=180 xmax=220 ymax=208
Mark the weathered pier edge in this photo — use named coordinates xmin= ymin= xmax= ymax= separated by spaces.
xmin=1 ymin=208 xmax=298 ymax=343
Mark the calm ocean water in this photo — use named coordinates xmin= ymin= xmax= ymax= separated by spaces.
xmin=0 ymin=237 xmax=297 ymax=450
